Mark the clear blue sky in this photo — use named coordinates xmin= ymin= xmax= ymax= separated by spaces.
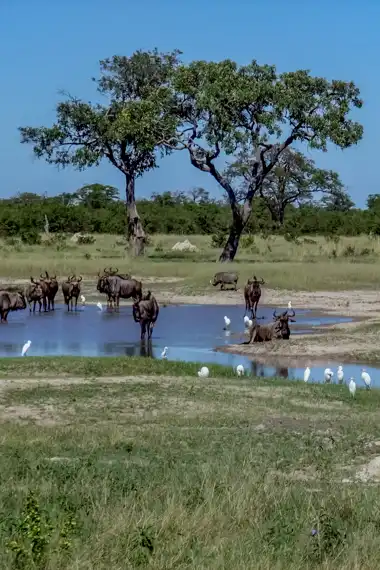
xmin=0 ymin=0 xmax=377 ymax=206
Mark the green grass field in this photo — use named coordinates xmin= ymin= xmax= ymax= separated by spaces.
xmin=1 ymin=357 xmax=380 ymax=569
xmin=2 ymin=233 xmax=380 ymax=291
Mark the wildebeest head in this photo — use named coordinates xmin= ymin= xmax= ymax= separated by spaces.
xmin=248 ymin=275 xmax=265 ymax=289
xmin=14 ymin=291 xmax=27 ymax=310
xmin=41 ymin=271 xmax=57 ymax=292
xmin=68 ymin=274 xmax=82 ymax=296
xmin=273 ymin=308 xmax=296 ymax=338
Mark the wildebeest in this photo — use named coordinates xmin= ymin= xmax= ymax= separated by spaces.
xmin=210 ymin=272 xmax=238 ymax=291
xmin=97 ymin=267 xmax=132 ymax=308
xmin=244 ymin=276 xmax=265 ymax=318
xmin=31 ymin=275 xmax=49 ymax=311
xmin=24 ymin=279 xmax=44 ymax=312
xmin=41 ymin=271 xmax=59 ymax=311
xmin=0 ymin=290 xmax=27 ymax=322
xmin=61 ymin=275 xmax=82 ymax=311
xmin=244 ymin=307 xmax=296 ymax=343
xmin=104 ymin=274 xmax=142 ymax=308
xmin=132 ymin=291 xmax=159 ymax=340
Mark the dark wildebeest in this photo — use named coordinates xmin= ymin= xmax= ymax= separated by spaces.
xmin=211 ymin=272 xmax=238 ymax=291
xmin=97 ymin=267 xmax=131 ymax=308
xmin=24 ymin=279 xmax=44 ymax=313
xmin=61 ymin=275 xmax=82 ymax=311
xmin=132 ymin=291 xmax=159 ymax=340
xmin=244 ymin=307 xmax=296 ymax=343
xmin=41 ymin=271 xmax=59 ymax=311
xmin=105 ymin=274 xmax=142 ymax=309
xmin=31 ymin=275 xmax=49 ymax=312
xmin=244 ymin=276 xmax=265 ymax=318
xmin=0 ymin=290 xmax=27 ymax=322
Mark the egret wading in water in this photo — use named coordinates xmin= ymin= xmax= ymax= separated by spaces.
xmin=349 ymin=377 xmax=356 ymax=397
xmin=337 ymin=365 xmax=344 ymax=384
xmin=198 ymin=366 xmax=209 ymax=378
xmin=304 ymin=366 xmax=311 ymax=383
xmin=223 ymin=316 xmax=231 ymax=330
xmin=161 ymin=347 xmax=168 ymax=359
xmin=361 ymin=368 xmax=371 ymax=390
xmin=80 ymin=295 xmax=86 ymax=305
xmin=243 ymin=315 xmax=250 ymax=327
xmin=21 ymin=340 xmax=31 ymax=357
xmin=236 ymin=364 xmax=244 ymax=377
xmin=287 ymin=301 xmax=292 ymax=310
xmin=96 ymin=302 xmax=103 ymax=312
xmin=324 ymin=368 xmax=334 ymax=383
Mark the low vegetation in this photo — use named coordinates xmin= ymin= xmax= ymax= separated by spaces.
xmin=1 ymin=365 xmax=380 ymax=568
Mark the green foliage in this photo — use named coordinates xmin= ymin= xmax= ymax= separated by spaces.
xmin=77 ymin=235 xmax=95 ymax=245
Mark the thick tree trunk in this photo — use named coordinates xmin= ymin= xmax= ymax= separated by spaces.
xmin=125 ymin=175 xmax=145 ymax=256
xmin=219 ymin=207 xmax=245 ymax=262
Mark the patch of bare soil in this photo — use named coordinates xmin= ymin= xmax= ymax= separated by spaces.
xmin=0 ymin=404 xmax=60 ymax=426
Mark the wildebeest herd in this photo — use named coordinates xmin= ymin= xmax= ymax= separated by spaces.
xmin=0 ymin=268 xmax=295 ymax=345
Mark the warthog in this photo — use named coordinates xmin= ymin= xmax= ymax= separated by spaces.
xmin=0 ymin=290 xmax=27 ymax=322
xmin=24 ymin=279 xmax=44 ymax=312
xmin=132 ymin=291 xmax=159 ymax=340
xmin=244 ymin=308 xmax=296 ymax=343
xmin=211 ymin=272 xmax=238 ymax=291
xmin=97 ymin=267 xmax=132 ymax=308
xmin=105 ymin=274 xmax=142 ymax=308
xmin=61 ymin=275 xmax=82 ymax=311
xmin=244 ymin=276 xmax=265 ymax=318
xmin=41 ymin=271 xmax=59 ymax=311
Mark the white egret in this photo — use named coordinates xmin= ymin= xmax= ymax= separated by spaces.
xmin=287 ymin=301 xmax=292 ymax=310
xmin=349 ymin=377 xmax=356 ymax=397
xmin=243 ymin=315 xmax=250 ymax=326
xmin=161 ymin=347 xmax=168 ymax=359
xmin=236 ymin=364 xmax=245 ymax=377
xmin=304 ymin=366 xmax=311 ymax=383
xmin=324 ymin=367 xmax=334 ymax=383
xmin=223 ymin=316 xmax=231 ymax=329
xmin=198 ymin=366 xmax=210 ymax=378
xmin=21 ymin=340 xmax=32 ymax=357
xmin=96 ymin=302 xmax=103 ymax=311
xmin=337 ymin=365 xmax=344 ymax=384
xmin=361 ymin=368 xmax=371 ymax=390
xmin=80 ymin=295 xmax=86 ymax=305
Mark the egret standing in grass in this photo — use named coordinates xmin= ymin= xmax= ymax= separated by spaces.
xmin=304 ymin=366 xmax=311 ymax=383
xmin=198 ymin=366 xmax=209 ymax=378
xmin=236 ymin=364 xmax=245 ymax=377
xmin=324 ymin=368 xmax=334 ymax=383
xmin=161 ymin=347 xmax=168 ymax=359
xmin=361 ymin=368 xmax=371 ymax=390
xmin=223 ymin=316 xmax=231 ymax=330
xmin=349 ymin=377 xmax=356 ymax=397
xmin=21 ymin=340 xmax=31 ymax=357
xmin=337 ymin=365 xmax=344 ymax=384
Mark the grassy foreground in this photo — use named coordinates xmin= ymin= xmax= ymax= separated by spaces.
xmin=2 ymin=233 xmax=380 ymax=291
xmin=1 ymin=358 xmax=380 ymax=568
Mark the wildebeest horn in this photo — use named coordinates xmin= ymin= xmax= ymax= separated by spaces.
xmin=45 ymin=271 xmax=49 ymax=278
xmin=259 ymin=277 xmax=265 ymax=284
xmin=51 ymin=274 xmax=56 ymax=280
xmin=40 ymin=273 xmax=45 ymax=279
xmin=77 ymin=275 xmax=82 ymax=282
xmin=30 ymin=276 xmax=35 ymax=283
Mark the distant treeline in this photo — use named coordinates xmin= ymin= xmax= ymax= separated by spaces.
xmin=1 ymin=184 xmax=380 ymax=243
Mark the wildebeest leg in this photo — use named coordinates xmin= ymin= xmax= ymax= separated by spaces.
xmin=147 ymin=321 xmax=153 ymax=340
xmin=2 ymin=310 xmax=9 ymax=322
xmin=38 ymin=300 xmax=42 ymax=312
xmin=75 ymin=296 xmax=78 ymax=311
xmin=140 ymin=321 xmax=146 ymax=340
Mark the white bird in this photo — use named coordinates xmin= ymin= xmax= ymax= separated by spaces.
xmin=161 ymin=347 xmax=168 ymax=359
xmin=96 ymin=302 xmax=103 ymax=311
xmin=80 ymin=295 xmax=86 ymax=305
xmin=288 ymin=301 xmax=292 ymax=310
xmin=337 ymin=365 xmax=344 ymax=384
xmin=223 ymin=316 xmax=231 ymax=329
xmin=324 ymin=367 xmax=334 ymax=383
xmin=361 ymin=368 xmax=371 ymax=390
xmin=236 ymin=364 xmax=245 ymax=377
xmin=243 ymin=315 xmax=250 ymax=326
xmin=198 ymin=366 xmax=210 ymax=378
xmin=304 ymin=366 xmax=311 ymax=383
xmin=349 ymin=377 xmax=356 ymax=397
xmin=21 ymin=340 xmax=32 ymax=357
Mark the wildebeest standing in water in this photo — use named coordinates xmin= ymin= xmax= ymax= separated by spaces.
xmin=0 ymin=290 xmax=27 ymax=322
xmin=61 ymin=275 xmax=82 ymax=311
xmin=31 ymin=275 xmax=49 ymax=312
xmin=244 ymin=276 xmax=265 ymax=318
xmin=133 ymin=291 xmax=159 ymax=340
xmin=97 ymin=267 xmax=132 ymax=308
xmin=211 ymin=272 xmax=239 ymax=290
xmin=25 ymin=279 xmax=44 ymax=313
xmin=41 ymin=271 xmax=59 ymax=311
xmin=105 ymin=274 xmax=142 ymax=309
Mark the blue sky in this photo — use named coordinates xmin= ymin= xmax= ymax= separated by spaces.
xmin=0 ymin=0 xmax=377 ymax=206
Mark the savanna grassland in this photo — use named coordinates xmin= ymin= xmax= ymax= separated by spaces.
xmin=1 ymin=358 xmax=380 ymax=569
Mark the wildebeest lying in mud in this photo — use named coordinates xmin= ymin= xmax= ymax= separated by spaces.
xmin=211 ymin=272 xmax=239 ymax=291
xmin=133 ymin=291 xmax=159 ymax=340
xmin=0 ymin=290 xmax=27 ymax=322
xmin=62 ymin=275 xmax=82 ymax=311
xmin=244 ymin=308 xmax=296 ymax=343
xmin=244 ymin=276 xmax=265 ymax=318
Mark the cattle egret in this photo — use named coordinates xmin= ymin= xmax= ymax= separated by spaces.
xmin=21 ymin=340 xmax=31 ymax=357
xmin=96 ymin=302 xmax=103 ymax=311
xmin=324 ymin=368 xmax=334 ymax=383
xmin=349 ymin=377 xmax=356 ymax=397
xmin=304 ymin=366 xmax=311 ymax=383
xmin=248 ymin=319 xmax=253 ymax=327
xmin=198 ymin=366 xmax=210 ymax=378
xmin=243 ymin=315 xmax=250 ymax=326
xmin=361 ymin=368 xmax=371 ymax=390
xmin=223 ymin=316 xmax=231 ymax=328
xmin=236 ymin=364 xmax=245 ymax=376
xmin=161 ymin=347 xmax=168 ymax=359
xmin=288 ymin=301 xmax=292 ymax=310
xmin=337 ymin=365 xmax=344 ymax=384
xmin=80 ymin=295 xmax=86 ymax=305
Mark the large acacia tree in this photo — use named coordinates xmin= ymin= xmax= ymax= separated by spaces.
xmin=19 ymin=49 xmax=180 ymax=255
xmin=168 ymin=59 xmax=363 ymax=261
xmin=226 ymin=147 xmax=349 ymax=226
